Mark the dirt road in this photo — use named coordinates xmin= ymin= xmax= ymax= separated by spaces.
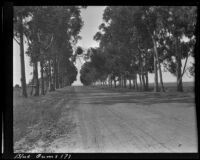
xmin=35 ymin=86 xmax=196 ymax=153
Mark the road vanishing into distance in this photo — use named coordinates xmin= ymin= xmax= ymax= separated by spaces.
xmin=29 ymin=86 xmax=197 ymax=153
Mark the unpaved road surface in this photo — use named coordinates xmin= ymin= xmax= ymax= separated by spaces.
xmin=24 ymin=86 xmax=197 ymax=153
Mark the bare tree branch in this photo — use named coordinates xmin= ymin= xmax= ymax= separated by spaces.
xmin=181 ymin=53 xmax=189 ymax=78
xmin=13 ymin=37 xmax=20 ymax=45
xmin=45 ymin=34 xmax=54 ymax=50
xmin=25 ymin=36 xmax=31 ymax=46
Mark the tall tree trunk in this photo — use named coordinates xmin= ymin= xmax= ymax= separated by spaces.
xmin=55 ymin=57 xmax=59 ymax=89
xmin=175 ymin=37 xmax=183 ymax=92
xmin=19 ymin=16 xmax=27 ymax=97
xmin=157 ymin=59 xmax=165 ymax=92
xmin=48 ymin=60 xmax=54 ymax=91
xmin=124 ymin=75 xmax=127 ymax=88
xmin=30 ymin=67 xmax=34 ymax=96
xmin=135 ymin=74 xmax=138 ymax=91
xmin=138 ymin=46 xmax=145 ymax=91
xmin=152 ymin=37 xmax=165 ymax=92
xmin=129 ymin=79 xmax=131 ymax=89
xmin=52 ymin=58 xmax=56 ymax=91
xmin=114 ymin=79 xmax=116 ymax=88
xmin=139 ymin=73 xmax=142 ymax=91
xmin=37 ymin=30 xmax=45 ymax=95
xmin=63 ymin=74 xmax=65 ymax=87
xmin=33 ymin=61 xmax=39 ymax=96
xmin=59 ymin=72 xmax=63 ymax=88
xmin=45 ymin=68 xmax=49 ymax=94
xmin=145 ymin=72 xmax=149 ymax=91
xmin=120 ymin=75 xmax=122 ymax=88
xmin=141 ymin=72 xmax=145 ymax=91
xmin=152 ymin=38 xmax=159 ymax=92
xmin=40 ymin=60 xmax=45 ymax=95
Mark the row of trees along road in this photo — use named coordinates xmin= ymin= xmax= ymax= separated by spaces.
xmin=80 ymin=6 xmax=196 ymax=92
xmin=14 ymin=6 xmax=86 ymax=97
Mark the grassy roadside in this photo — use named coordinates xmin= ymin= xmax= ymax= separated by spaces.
xmin=13 ymin=87 xmax=74 ymax=152
xmin=88 ymin=82 xmax=195 ymax=105
xmin=92 ymin=82 xmax=194 ymax=93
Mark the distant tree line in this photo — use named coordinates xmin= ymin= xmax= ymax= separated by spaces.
xmin=80 ymin=6 xmax=196 ymax=92
xmin=14 ymin=6 xmax=86 ymax=97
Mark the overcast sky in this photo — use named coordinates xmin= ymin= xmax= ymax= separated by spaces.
xmin=13 ymin=6 xmax=194 ymax=86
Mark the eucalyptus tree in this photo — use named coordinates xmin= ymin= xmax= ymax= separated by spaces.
xmin=93 ymin=6 xmax=196 ymax=92
xmin=25 ymin=6 xmax=55 ymax=95
xmin=136 ymin=6 xmax=169 ymax=92
xmin=140 ymin=6 xmax=197 ymax=92
xmin=64 ymin=60 xmax=78 ymax=86
xmin=50 ymin=6 xmax=84 ymax=89
xmin=14 ymin=7 xmax=33 ymax=97
xmin=80 ymin=62 xmax=97 ymax=86
xmin=24 ymin=6 xmax=85 ymax=94
xmin=159 ymin=6 xmax=197 ymax=92
xmin=94 ymin=6 xmax=154 ymax=91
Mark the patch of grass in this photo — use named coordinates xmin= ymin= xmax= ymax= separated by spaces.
xmin=95 ymin=81 xmax=194 ymax=93
xmin=13 ymin=87 xmax=74 ymax=152
xmin=89 ymin=83 xmax=195 ymax=105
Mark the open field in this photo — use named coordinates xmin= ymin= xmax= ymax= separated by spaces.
xmin=13 ymin=83 xmax=197 ymax=153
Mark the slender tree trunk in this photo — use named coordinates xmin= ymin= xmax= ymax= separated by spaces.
xmin=45 ymin=69 xmax=49 ymax=94
xmin=40 ymin=60 xmax=45 ymax=95
xmin=175 ymin=37 xmax=183 ymax=92
xmin=37 ymin=30 xmax=45 ymax=95
xmin=143 ymin=56 xmax=148 ymax=91
xmin=55 ymin=57 xmax=59 ymax=89
xmin=122 ymin=75 xmax=124 ymax=88
xmin=30 ymin=67 xmax=34 ymax=96
xmin=33 ymin=61 xmax=39 ymax=96
xmin=60 ymin=73 xmax=63 ymax=88
xmin=152 ymin=37 xmax=165 ymax=92
xmin=139 ymin=73 xmax=142 ymax=91
xmin=135 ymin=74 xmax=138 ymax=91
xmin=129 ymin=79 xmax=131 ymax=89
xmin=123 ymin=77 xmax=126 ymax=88
xmin=145 ymin=72 xmax=149 ymax=91
xmin=141 ymin=73 xmax=145 ymax=91
xmin=132 ymin=79 xmax=135 ymax=89
xmin=138 ymin=46 xmax=145 ymax=91
xmin=48 ymin=60 xmax=53 ymax=91
xmin=120 ymin=75 xmax=122 ymax=88
xmin=141 ymin=66 xmax=145 ymax=91
xmin=157 ymin=59 xmax=165 ymax=92
xmin=19 ymin=16 xmax=27 ymax=97
xmin=62 ymin=73 xmax=64 ymax=88
xmin=119 ymin=75 xmax=122 ymax=88
xmin=152 ymin=38 xmax=159 ymax=92
xmin=63 ymin=74 xmax=65 ymax=87
xmin=114 ymin=79 xmax=116 ymax=88
xmin=52 ymin=58 xmax=56 ymax=91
